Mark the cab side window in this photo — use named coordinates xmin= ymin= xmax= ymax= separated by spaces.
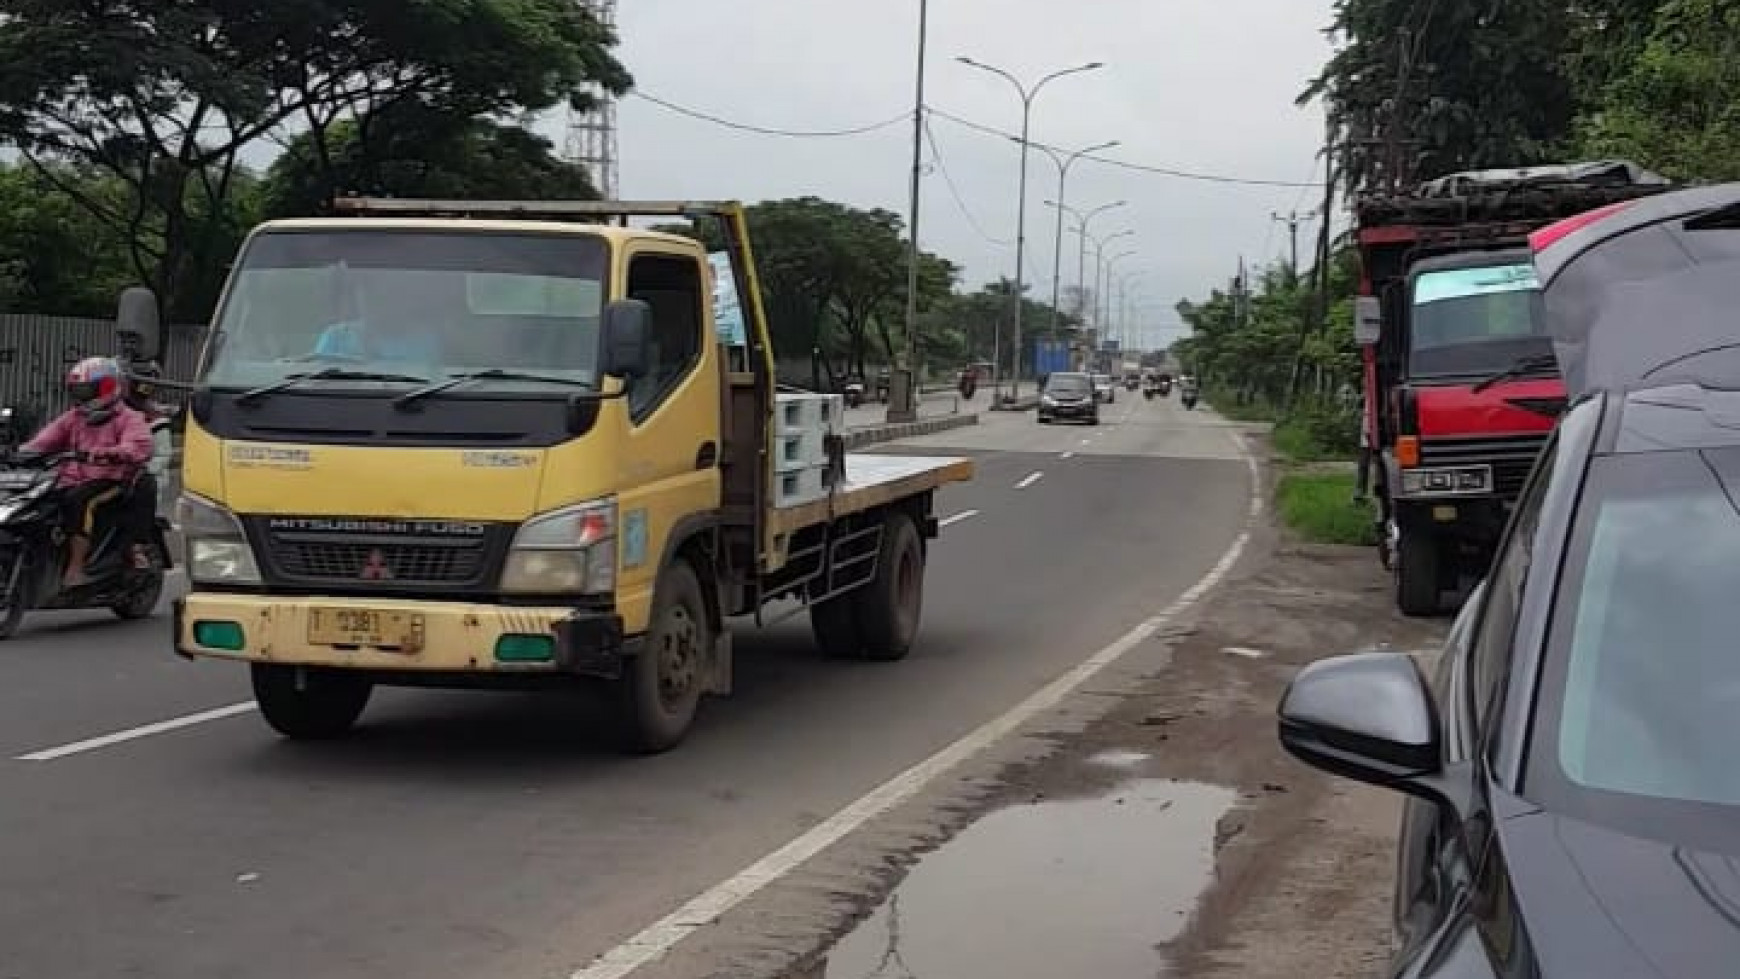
xmin=625 ymin=254 xmax=705 ymax=421
xmin=1468 ymin=437 xmax=1557 ymax=729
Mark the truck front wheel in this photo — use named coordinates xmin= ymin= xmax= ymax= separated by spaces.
xmin=251 ymin=664 xmax=372 ymax=740
xmin=1394 ymin=531 xmax=1444 ymax=618
xmin=613 ymin=559 xmax=711 ymax=754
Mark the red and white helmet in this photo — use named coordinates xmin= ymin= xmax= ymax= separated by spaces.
xmin=66 ymin=356 xmax=126 ymax=423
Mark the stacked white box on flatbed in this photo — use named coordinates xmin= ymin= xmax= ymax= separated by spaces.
xmin=774 ymin=392 xmax=845 ymax=507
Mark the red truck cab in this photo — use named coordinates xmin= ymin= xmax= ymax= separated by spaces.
xmin=1355 ymin=161 xmax=1672 ymax=616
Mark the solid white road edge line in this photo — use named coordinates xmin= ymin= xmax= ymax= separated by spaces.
xmin=566 ymin=443 xmax=1264 ymax=979
xmin=16 ymin=702 xmax=258 ymax=762
xmin=939 ymin=510 xmax=980 ymax=527
xmin=1014 ymin=472 xmax=1044 ymax=490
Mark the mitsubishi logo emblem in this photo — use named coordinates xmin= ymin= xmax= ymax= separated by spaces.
xmin=359 ymin=549 xmax=393 ymax=581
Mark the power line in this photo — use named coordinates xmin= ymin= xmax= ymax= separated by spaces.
xmin=630 ymin=90 xmax=1322 ymax=188
xmin=630 ymin=91 xmax=912 ymax=138
xmin=921 ymin=115 xmax=1010 ymax=247
xmin=924 ymin=106 xmax=1321 ymax=188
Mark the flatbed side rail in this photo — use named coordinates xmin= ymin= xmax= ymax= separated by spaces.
xmin=751 ymin=521 xmax=884 ymax=629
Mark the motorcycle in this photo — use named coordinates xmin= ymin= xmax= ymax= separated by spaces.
xmin=0 ymin=446 xmax=173 ymax=638
xmin=842 ymin=379 xmax=866 ymax=408
xmin=1143 ymin=384 xmax=1158 ymax=400
xmin=1158 ymin=379 xmax=1172 ymax=396
xmin=1181 ymin=390 xmax=1199 ymax=410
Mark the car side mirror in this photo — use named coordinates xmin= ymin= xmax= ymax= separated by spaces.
xmin=116 ymin=286 xmax=163 ymax=363
xmin=599 ymin=299 xmax=652 ymax=381
xmin=1278 ymin=651 xmax=1446 ymax=801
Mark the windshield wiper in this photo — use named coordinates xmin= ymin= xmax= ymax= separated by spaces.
xmin=1470 ymin=353 xmax=1559 ymax=393
xmin=237 ymin=368 xmax=432 ymax=406
xmin=392 ymin=368 xmax=595 ymax=409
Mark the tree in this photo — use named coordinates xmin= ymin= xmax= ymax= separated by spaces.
xmin=656 ymin=197 xmax=958 ymax=380
xmin=0 ymin=0 xmax=630 ymax=318
xmin=261 ymin=103 xmax=597 ymax=218
xmin=1302 ymin=0 xmax=1587 ymax=195
xmin=0 ymin=164 xmax=137 ymax=317
xmin=1575 ymin=0 xmax=1740 ymax=180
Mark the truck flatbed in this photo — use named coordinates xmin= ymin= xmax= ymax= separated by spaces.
xmin=769 ymin=453 xmax=974 ymax=535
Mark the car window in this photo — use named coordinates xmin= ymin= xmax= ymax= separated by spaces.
xmin=1467 ymin=437 xmax=1556 ymax=729
xmin=1543 ymin=450 xmax=1740 ymax=805
xmin=1046 ymin=375 xmax=1090 ymax=395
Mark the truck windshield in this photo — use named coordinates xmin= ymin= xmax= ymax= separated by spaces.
xmin=1408 ymin=262 xmax=1550 ymax=378
xmin=203 ymin=229 xmax=610 ymax=393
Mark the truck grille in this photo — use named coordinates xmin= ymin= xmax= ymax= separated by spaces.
xmin=272 ymin=538 xmax=484 ymax=583
xmin=246 ymin=517 xmax=511 ymax=591
xmin=1419 ymin=434 xmax=1547 ymax=497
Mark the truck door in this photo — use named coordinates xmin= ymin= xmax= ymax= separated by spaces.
xmin=615 ymin=248 xmax=723 ymax=633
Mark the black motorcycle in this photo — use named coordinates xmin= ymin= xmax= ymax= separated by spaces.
xmin=0 ymin=448 xmax=172 ymax=638
xmin=1181 ymin=390 xmax=1199 ymax=410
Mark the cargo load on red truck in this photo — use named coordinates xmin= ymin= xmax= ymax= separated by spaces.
xmin=1353 ymin=160 xmax=1673 ymax=616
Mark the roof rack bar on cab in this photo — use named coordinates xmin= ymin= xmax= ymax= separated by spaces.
xmin=329 ymin=197 xmax=741 ymax=224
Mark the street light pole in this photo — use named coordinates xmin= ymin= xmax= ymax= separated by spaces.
xmin=1103 ymin=249 xmax=1136 ymax=347
xmin=888 ymin=0 xmax=929 ymax=425
xmin=1064 ymin=201 xmax=1125 ymax=322
xmin=957 ymin=56 xmax=1103 ymax=402
xmin=1092 ymin=230 xmax=1135 ymax=334
xmin=1030 ymin=141 xmax=1118 ymax=336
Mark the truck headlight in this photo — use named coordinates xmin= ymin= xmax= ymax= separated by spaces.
xmin=175 ymin=491 xmax=261 ymax=584
xmin=501 ymin=498 xmax=617 ymax=595
xmin=1399 ymin=465 xmax=1492 ymax=496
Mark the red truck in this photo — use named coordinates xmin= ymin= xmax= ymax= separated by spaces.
xmin=1355 ymin=161 xmax=1671 ymax=616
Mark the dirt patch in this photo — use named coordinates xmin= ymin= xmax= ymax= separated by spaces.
xmin=953 ymin=532 xmax=1447 ymax=979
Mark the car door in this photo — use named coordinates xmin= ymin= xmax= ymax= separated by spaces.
xmin=1392 ymin=434 xmax=1559 ymax=966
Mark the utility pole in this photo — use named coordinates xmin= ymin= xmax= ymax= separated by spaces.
xmin=887 ymin=0 xmax=928 ymax=424
xmin=1271 ymin=210 xmax=1310 ymax=278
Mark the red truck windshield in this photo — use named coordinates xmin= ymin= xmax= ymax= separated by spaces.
xmin=1407 ymin=262 xmax=1551 ymax=378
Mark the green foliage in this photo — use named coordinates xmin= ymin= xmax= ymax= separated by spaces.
xmin=1276 ymin=471 xmax=1380 ymax=546
xmin=0 ymin=0 xmax=629 ymax=318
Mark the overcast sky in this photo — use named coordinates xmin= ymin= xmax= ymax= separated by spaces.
xmin=566 ymin=0 xmax=1339 ymax=350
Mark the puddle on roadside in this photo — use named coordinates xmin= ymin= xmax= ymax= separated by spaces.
xmin=813 ymin=778 xmax=1238 ymax=979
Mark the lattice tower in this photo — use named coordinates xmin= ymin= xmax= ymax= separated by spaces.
xmin=564 ymin=0 xmax=619 ymax=198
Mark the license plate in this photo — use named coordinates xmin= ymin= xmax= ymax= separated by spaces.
xmin=306 ymin=607 xmax=424 ymax=652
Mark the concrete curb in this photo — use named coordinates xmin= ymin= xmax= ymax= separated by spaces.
xmin=844 ymin=412 xmax=978 ymax=450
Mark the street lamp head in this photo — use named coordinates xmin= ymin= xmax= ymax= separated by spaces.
xmin=1080 ymin=62 xmax=1106 ymax=71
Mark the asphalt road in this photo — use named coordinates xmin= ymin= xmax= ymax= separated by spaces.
xmin=0 ymin=390 xmax=1252 ymax=979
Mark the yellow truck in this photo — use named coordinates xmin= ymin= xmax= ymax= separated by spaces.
xmin=121 ymin=198 xmax=973 ymax=753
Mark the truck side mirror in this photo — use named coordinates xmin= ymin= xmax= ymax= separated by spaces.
xmin=116 ymin=287 xmax=163 ymax=362
xmin=599 ymin=299 xmax=652 ymax=380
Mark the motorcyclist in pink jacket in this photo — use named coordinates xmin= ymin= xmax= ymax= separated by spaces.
xmin=21 ymin=357 xmax=154 ymax=588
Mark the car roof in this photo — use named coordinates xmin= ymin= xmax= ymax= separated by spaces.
xmin=1531 ymin=182 xmax=1740 ymax=398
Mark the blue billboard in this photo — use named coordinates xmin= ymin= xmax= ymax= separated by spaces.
xmin=1033 ymin=339 xmax=1071 ymax=377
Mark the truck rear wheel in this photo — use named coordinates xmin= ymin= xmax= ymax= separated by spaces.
xmin=816 ymin=512 xmax=925 ymax=662
xmin=251 ymin=664 xmax=372 ymax=740
xmin=1394 ymin=532 xmax=1443 ymax=618
xmin=613 ymin=559 xmax=710 ymax=754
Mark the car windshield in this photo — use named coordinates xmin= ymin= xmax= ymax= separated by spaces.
xmin=1047 ymin=374 xmax=1091 ymax=396
xmin=1092 ymin=375 xmax=1111 ymax=386
xmin=1532 ymin=446 xmax=1740 ymax=846
xmin=1408 ymin=262 xmax=1551 ymax=378
xmin=203 ymin=229 xmax=609 ymax=392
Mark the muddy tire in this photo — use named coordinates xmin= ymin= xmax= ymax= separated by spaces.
xmin=1394 ymin=532 xmax=1443 ymax=618
xmin=613 ymin=560 xmax=711 ymax=754
xmin=854 ymin=512 xmax=925 ymax=662
xmin=252 ymin=664 xmax=372 ymax=740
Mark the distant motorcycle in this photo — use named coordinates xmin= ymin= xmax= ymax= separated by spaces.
xmin=843 ymin=379 xmax=866 ymax=408
xmin=1181 ymin=391 xmax=1199 ymax=410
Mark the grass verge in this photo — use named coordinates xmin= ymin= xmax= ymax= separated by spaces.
xmin=1275 ymin=470 xmax=1379 ymax=546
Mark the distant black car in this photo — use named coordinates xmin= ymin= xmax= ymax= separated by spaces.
xmin=1278 ymin=182 xmax=1740 ymax=979
xmin=1038 ymin=371 xmax=1099 ymax=425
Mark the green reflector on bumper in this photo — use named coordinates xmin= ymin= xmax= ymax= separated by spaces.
xmin=495 ymin=634 xmax=555 ymax=663
xmin=193 ymin=620 xmax=245 ymax=651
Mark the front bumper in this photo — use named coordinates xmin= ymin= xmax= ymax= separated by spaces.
xmin=1041 ymin=401 xmax=1095 ymax=419
xmin=173 ymin=592 xmax=629 ymax=678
